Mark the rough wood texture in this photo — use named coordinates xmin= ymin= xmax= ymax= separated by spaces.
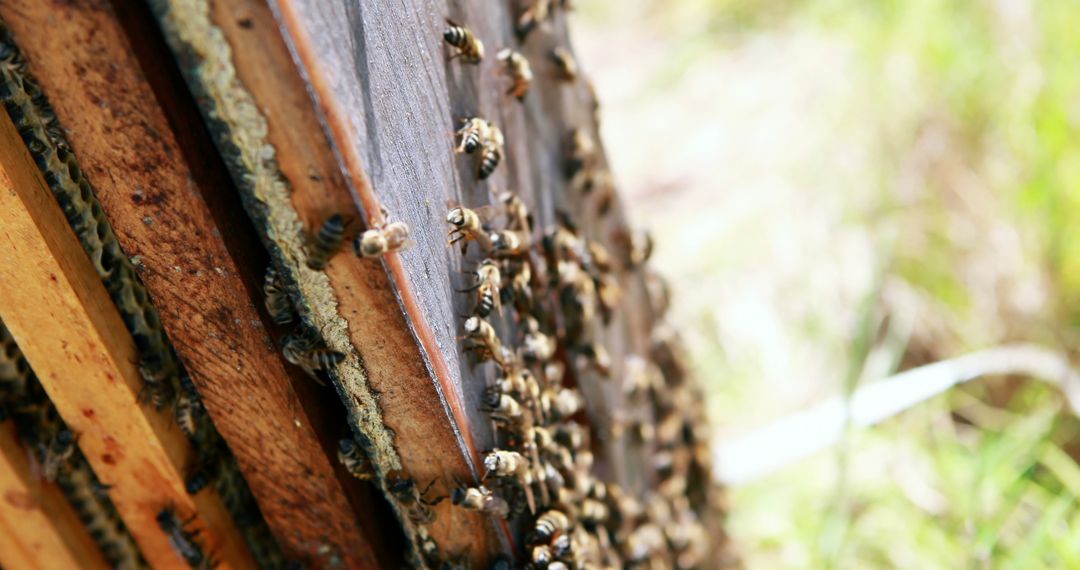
xmin=0 ymin=106 xmax=256 ymax=569
xmin=150 ymin=0 xmax=507 ymax=562
xmin=0 ymin=0 xmax=379 ymax=565
xmin=0 ymin=422 xmax=109 ymax=570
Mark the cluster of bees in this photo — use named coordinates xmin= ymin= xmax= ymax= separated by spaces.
xmin=0 ymin=25 xmax=288 ymax=569
xmin=431 ymin=3 xmax=727 ymax=568
xmin=0 ymin=320 xmax=146 ymax=568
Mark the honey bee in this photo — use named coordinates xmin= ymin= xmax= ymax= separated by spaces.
xmin=337 ymin=437 xmax=375 ymax=481
xmin=613 ymin=227 xmax=654 ymax=269
xmin=490 ymin=229 xmax=530 ymax=258
xmin=531 ymin=544 xmax=556 ymax=567
xmin=566 ymin=128 xmax=596 ymax=179
xmin=455 ymin=117 xmax=489 ymax=154
xmin=579 ymin=498 xmax=609 ymax=528
xmin=540 ymin=387 xmax=583 ymax=422
xmin=478 ymin=124 xmax=505 ymax=180
xmin=42 ymin=428 xmax=76 ymax=482
xmin=174 ymin=371 xmax=203 ymax=438
xmin=443 ymin=19 xmax=484 ymax=63
xmin=529 ymin=510 xmax=571 ymax=544
xmin=596 ymin=275 xmax=622 ymax=323
xmin=516 ymin=0 xmax=552 ymax=40
xmin=157 ymin=506 xmax=214 ymax=569
xmin=481 ymin=391 xmax=530 ymax=428
xmin=575 ymin=342 xmax=611 ymax=377
xmin=450 ymin=484 xmax=510 ymax=518
xmin=462 ymin=260 xmax=501 ymax=317
xmin=281 ymin=328 xmax=344 ymax=383
xmin=137 ymin=358 xmax=174 ymax=410
xmin=185 ymin=457 xmax=218 ymax=494
xmin=497 ymin=48 xmax=533 ymax=101
xmin=446 ymin=205 xmax=495 ymax=254
xmin=354 ymin=215 xmax=412 ymax=258
xmin=462 ymin=316 xmax=509 ymax=367
xmin=500 ymin=191 xmax=533 ymax=233
xmin=387 ymin=471 xmax=440 ymax=525
xmin=503 ymin=259 xmax=534 ymax=314
xmin=483 ymin=449 xmax=528 ymax=478
xmin=306 ymin=214 xmax=347 ymax=270
xmin=550 ymin=46 xmax=578 ymax=81
xmin=263 ymin=265 xmax=295 ymax=325
xmin=521 ymin=316 xmax=556 ymax=363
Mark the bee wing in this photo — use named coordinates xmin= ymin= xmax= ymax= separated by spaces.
xmin=473 ymin=204 xmax=498 ymax=226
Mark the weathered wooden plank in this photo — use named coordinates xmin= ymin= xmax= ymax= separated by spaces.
xmin=0 ymin=0 xmax=379 ymax=565
xmin=0 ymin=105 xmax=255 ymax=570
xmin=0 ymin=421 xmax=109 ymax=570
xmin=151 ymin=0 xmax=507 ymax=563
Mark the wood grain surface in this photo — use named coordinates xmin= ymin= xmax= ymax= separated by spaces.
xmin=0 ymin=105 xmax=255 ymax=569
xmin=0 ymin=0 xmax=381 ymax=566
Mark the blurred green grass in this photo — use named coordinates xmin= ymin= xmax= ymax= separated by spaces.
xmin=575 ymin=0 xmax=1080 ymax=567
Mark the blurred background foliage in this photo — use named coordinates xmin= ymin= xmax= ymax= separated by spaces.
xmin=572 ymin=0 xmax=1080 ymax=567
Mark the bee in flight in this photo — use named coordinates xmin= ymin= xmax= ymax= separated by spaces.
xmin=307 ymin=213 xmax=348 ymax=270
xmin=444 ymin=19 xmax=484 ymax=63
xmin=497 ymin=48 xmax=533 ymax=101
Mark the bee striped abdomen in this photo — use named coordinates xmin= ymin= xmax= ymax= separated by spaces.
xmin=307 ymin=214 xmax=346 ymax=270
xmin=478 ymin=146 xmax=502 ymax=179
xmin=263 ymin=265 xmax=295 ymax=325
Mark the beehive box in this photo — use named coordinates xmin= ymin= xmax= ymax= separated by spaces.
xmin=0 ymin=1 xmax=729 ymax=568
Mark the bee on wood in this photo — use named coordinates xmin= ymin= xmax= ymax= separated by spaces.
xmin=643 ymin=268 xmax=672 ymax=318
xmin=185 ymin=457 xmax=218 ymax=495
xmin=446 ymin=205 xmax=495 ymax=254
xmin=613 ymin=227 xmax=654 ymax=269
xmin=478 ymin=124 xmax=505 ymax=180
xmin=579 ymin=498 xmax=609 ymax=529
xmin=484 ymin=450 xmax=535 ymax=512
xmin=529 ymin=510 xmax=571 ymax=545
xmin=337 ymin=437 xmax=375 ymax=481
xmin=461 ymin=259 xmax=502 ymax=317
xmin=455 ymin=118 xmax=490 ymax=154
xmin=521 ymin=316 xmax=556 ymax=364
xmin=262 ymin=265 xmax=295 ymax=325
xmin=174 ymin=371 xmax=203 ymax=438
xmin=482 ymin=391 xmax=530 ymax=429
xmin=550 ymin=46 xmax=578 ymax=81
xmin=516 ymin=0 xmax=552 ymax=40
xmin=499 ymin=191 xmax=534 ymax=233
xmin=306 ymin=213 xmax=347 ymax=270
xmin=450 ymin=484 xmax=510 ymax=518
xmin=42 ymin=428 xmax=76 ymax=482
xmin=137 ymin=358 xmax=174 ymax=410
xmin=497 ymin=48 xmax=533 ymax=101
xmin=387 ymin=471 xmax=441 ymax=525
xmin=462 ymin=316 xmax=509 ymax=366
xmin=502 ymin=259 xmax=534 ymax=314
xmin=565 ymin=128 xmax=596 ymax=179
xmin=444 ymin=19 xmax=484 ymax=63
xmin=541 ymin=387 xmax=583 ymax=422
xmin=354 ymin=213 xmax=412 ymax=258
xmin=281 ymin=328 xmax=344 ymax=383
xmin=575 ymin=342 xmax=611 ymax=377
xmin=157 ymin=506 xmax=214 ymax=569
xmin=490 ymin=229 xmax=530 ymax=258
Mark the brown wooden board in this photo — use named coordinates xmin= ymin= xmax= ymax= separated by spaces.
xmin=269 ymin=0 xmax=646 ymax=490
xmin=0 ymin=106 xmax=255 ymax=569
xmin=150 ymin=0 xmax=510 ymax=563
xmin=0 ymin=422 xmax=110 ymax=570
xmin=0 ymin=0 xmax=380 ymax=566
